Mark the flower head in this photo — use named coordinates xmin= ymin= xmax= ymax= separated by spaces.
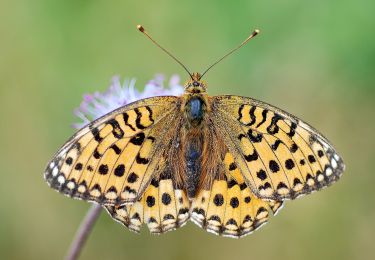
xmin=73 ymin=74 xmax=184 ymax=129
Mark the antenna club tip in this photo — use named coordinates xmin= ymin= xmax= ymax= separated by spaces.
xmin=254 ymin=29 xmax=260 ymax=34
xmin=137 ymin=25 xmax=145 ymax=32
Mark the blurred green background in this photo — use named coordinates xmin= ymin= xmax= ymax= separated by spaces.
xmin=1 ymin=0 xmax=374 ymax=259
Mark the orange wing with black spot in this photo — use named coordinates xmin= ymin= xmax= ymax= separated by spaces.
xmin=190 ymin=150 xmax=283 ymax=238
xmin=105 ymin=177 xmax=190 ymax=234
xmin=211 ymin=95 xmax=345 ymax=201
xmin=106 ymin=149 xmax=283 ymax=238
xmin=44 ymin=96 xmax=180 ymax=205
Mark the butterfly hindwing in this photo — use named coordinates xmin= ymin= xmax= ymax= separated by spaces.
xmin=190 ymin=179 xmax=283 ymax=238
xmin=211 ymin=95 xmax=345 ymax=201
xmin=44 ymin=96 xmax=179 ymax=205
xmin=190 ymin=149 xmax=283 ymax=238
xmin=105 ymin=177 xmax=190 ymax=234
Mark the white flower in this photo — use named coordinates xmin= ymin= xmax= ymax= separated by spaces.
xmin=73 ymin=74 xmax=184 ymax=129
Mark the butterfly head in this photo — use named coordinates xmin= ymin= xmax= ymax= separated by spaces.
xmin=185 ymin=72 xmax=207 ymax=93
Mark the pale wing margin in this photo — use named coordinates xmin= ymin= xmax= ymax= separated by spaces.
xmin=211 ymin=95 xmax=345 ymax=200
xmin=44 ymin=96 xmax=180 ymax=205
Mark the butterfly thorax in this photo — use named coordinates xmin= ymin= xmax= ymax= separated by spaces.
xmin=183 ymin=95 xmax=206 ymax=127
xmin=182 ymin=73 xmax=209 ymax=126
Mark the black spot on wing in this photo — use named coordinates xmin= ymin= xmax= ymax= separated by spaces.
xmin=256 ymin=169 xmax=267 ymax=180
xmin=91 ymin=184 xmax=101 ymax=192
xmin=123 ymin=112 xmax=136 ymax=131
xmin=73 ymin=142 xmax=81 ymax=151
xmin=238 ymin=133 xmax=246 ymax=140
xmin=256 ymin=109 xmax=268 ymax=128
xmin=285 ymin=159 xmax=295 ymax=170
xmin=267 ymin=114 xmax=282 ymax=134
xmin=256 ymin=207 xmax=268 ymax=217
xmin=243 ymin=215 xmax=252 ymax=223
xmin=130 ymin=132 xmax=145 ymax=145
xmin=308 ymin=155 xmax=316 ymax=163
xmin=290 ymin=143 xmax=298 ymax=153
xmin=75 ymin=163 xmax=83 ymax=171
xmin=238 ymin=104 xmax=245 ymax=121
xmin=213 ymin=194 xmax=224 ymax=206
xmin=271 ymin=140 xmax=281 ymax=151
xmin=148 ymin=217 xmax=157 ymax=223
xmin=247 ymin=129 xmax=263 ymax=143
xmin=132 ymin=212 xmax=141 ymax=221
xmin=245 ymin=150 xmax=258 ymax=162
xmin=209 ymin=215 xmax=221 ymax=222
xmin=150 ymin=179 xmax=159 ymax=188
xmin=230 ymin=197 xmax=239 ymax=208
xmin=124 ymin=185 xmax=137 ymax=194
xmin=227 ymin=179 xmax=238 ymax=188
xmin=269 ymin=160 xmax=280 ymax=173
xmin=288 ymin=122 xmax=297 ymax=137
xmin=229 ymin=162 xmax=237 ymax=171
xmin=110 ymin=144 xmax=121 ymax=155
xmin=244 ymin=196 xmax=251 ymax=203
xmin=107 ymin=119 xmax=124 ymax=139
xmin=161 ymin=193 xmax=172 ymax=205
xmin=293 ymin=178 xmax=302 ymax=187
xmin=136 ymin=153 xmax=149 ymax=164
xmin=178 ymin=208 xmax=189 ymax=215
xmin=93 ymin=149 xmax=101 ymax=159
xmin=134 ymin=108 xmax=146 ymax=130
xmin=259 ymin=182 xmax=272 ymax=191
xmin=147 ymin=136 xmax=156 ymax=142
xmin=277 ymin=182 xmax=288 ymax=190
xmin=226 ymin=218 xmax=238 ymax=226
xmin=98 ymin=164 xmax=109 ymax=175
xmin=127 ymin=172 xmax=139 ymax=183
xmin=91 ymin=127 xmax=103 ymax=142
xmin=65 ymin=157 xmax=73 ymax=165
xmin=163 ymin=214 xmax=175 ymax=221
xmin=146 ymin=196 xmax=155 ymax=207
xmin=145 ymin=106 xmax=155 ymax=124
xmin=239 ymin=182 xmax=247 ymax=190
xmin=306 ymin=173 xmax=313 ymax=182
xmin=107 ymin=186 xmax=117 ymax=193
xmin=247 ymin=106 xmax=257 ymax=126
xmin=114 ymin=164 xmax=125 ymax=177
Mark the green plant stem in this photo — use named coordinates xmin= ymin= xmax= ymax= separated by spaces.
xmin=65 ymin=204 xmax=102 ymax=260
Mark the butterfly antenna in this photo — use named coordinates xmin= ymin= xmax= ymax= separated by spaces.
xmin=200 ymin=29 xmax=260 ymax=79
xmin=137 ymin=25 xmax=194 ymax=79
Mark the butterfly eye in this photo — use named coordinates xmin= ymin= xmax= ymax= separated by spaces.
xmin=193 ymin=81 xmax=199 ymax=87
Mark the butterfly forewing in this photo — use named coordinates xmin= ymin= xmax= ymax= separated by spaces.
xmin=44 ymin=96 xmax=180 ymax=205
xmin=212 ymin=95 xmax=345 ymax=201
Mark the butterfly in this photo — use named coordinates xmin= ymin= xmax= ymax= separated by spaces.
xmin=44 ymin=25 xmax=345 ymax=238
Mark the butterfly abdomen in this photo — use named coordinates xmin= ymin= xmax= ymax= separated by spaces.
xmin=186 ymin=143 xmax=202 ymax=198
